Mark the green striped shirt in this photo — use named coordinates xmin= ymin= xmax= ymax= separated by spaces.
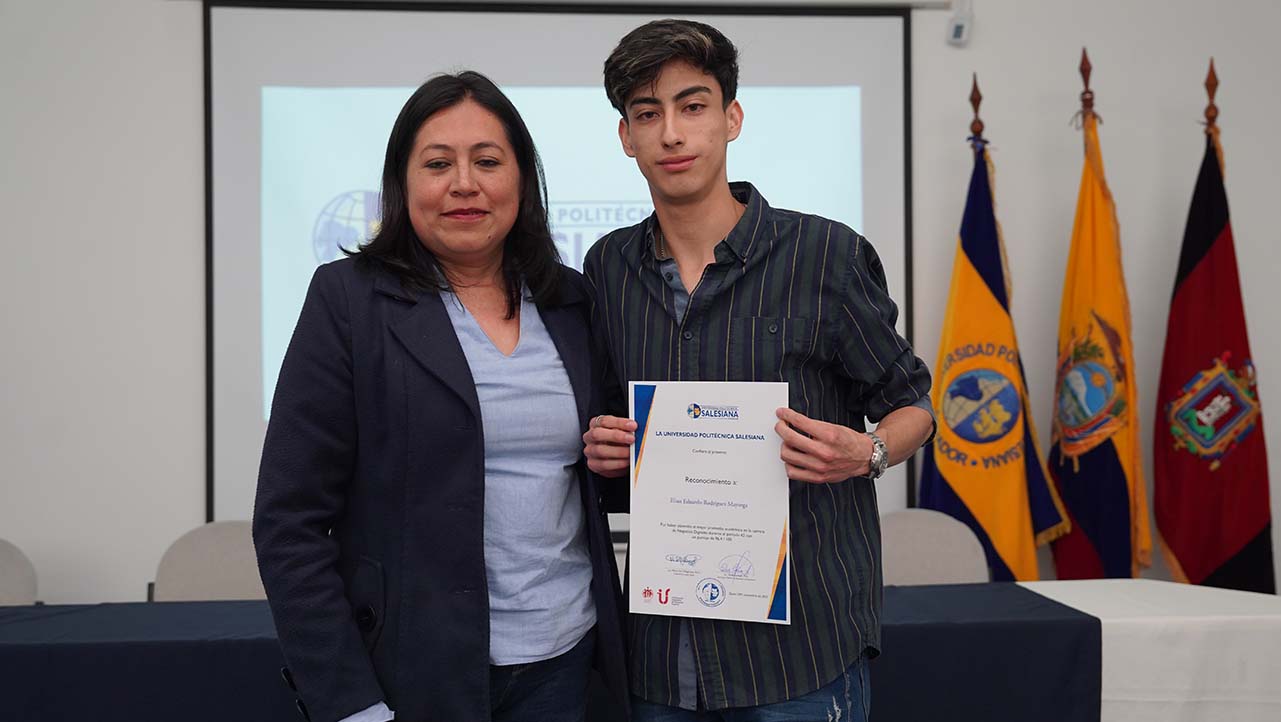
xmin=583 ymin=183 xmax=933 ymax=709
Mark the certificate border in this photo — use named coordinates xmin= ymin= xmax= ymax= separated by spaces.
xmin=632 ymin=383 xmax=657 ymax=488
xmin=629 ymin=381 xmax=791 ymax=624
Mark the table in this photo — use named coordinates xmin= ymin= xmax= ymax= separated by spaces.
xmin=1023 ymin=579 xmax=1281 ymax=722
xmin=873 ymin=582 xmax=1100 ymax=722
xmin=0 ymin=600 xmax=294 ymax=720
xmin=1 ymin=584 xmax=1103 ymax=721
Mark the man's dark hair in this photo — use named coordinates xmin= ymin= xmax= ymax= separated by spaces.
xmin=603 ymin=19 xmax=740 ymax=117
xmin=349 ymin=71 xmax=559 ymax=318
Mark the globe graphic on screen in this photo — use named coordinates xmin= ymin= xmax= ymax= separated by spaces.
xmin=312 ymin=191 xmax=380 ymax=264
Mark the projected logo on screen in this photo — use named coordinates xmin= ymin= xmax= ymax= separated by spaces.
xmin=312 ymin=190 xmax=381 ymax=263
xmin=307 ymin=196 xmax=646 ymax=269
xmin=549 ymin=202 xmax=652 ymax=268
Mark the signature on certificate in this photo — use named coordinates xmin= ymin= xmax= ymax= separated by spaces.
xmin=718 ymin=552 xmax=755 ymax=579
xmin=665 ymin=553 xmax=702 ymax=567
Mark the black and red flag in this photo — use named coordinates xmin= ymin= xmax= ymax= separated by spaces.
xmin=1154 ymin=63 xmax=1274 ymax=593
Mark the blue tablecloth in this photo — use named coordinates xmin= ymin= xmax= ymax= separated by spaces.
xmin=875 ymin=583 xmax=1100 ymax=722
xmin=0 ymin=583 xmax=1099 ymax=721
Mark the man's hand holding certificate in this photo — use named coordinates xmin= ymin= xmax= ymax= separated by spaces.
xmin=625 ymin=381 xmax=791 ymax=624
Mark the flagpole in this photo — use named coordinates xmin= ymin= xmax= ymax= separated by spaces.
xmin=1204 ymin=58 xmax=1224 ymax=174
xmin=969 ymin=73 xmax=985 ymax=146
xmin=1079 ymin=48 xmax=1097 ymax=125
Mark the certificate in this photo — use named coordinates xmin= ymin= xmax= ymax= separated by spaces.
xmin=628 ymin=381 xmax=790 ymax=624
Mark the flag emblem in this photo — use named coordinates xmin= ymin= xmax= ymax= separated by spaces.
xmin=1167 ymin=356 xmax=1260 ymax=470
xmin=1054 ymin=314 xmax=1130 ymax=459
xmin=943 ymin=368 xmax=1022 ymax=444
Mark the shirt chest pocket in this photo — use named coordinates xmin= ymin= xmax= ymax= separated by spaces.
xmin=726 ymin=316 xmax=817 ymax=382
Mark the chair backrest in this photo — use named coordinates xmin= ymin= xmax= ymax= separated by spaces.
xmin=880 ymin=509 xmax=989 ymax=585
xmin=153 ymin=521 xmax=266 ymax=602
xmin=0 ymin=538 xmax=38 ymax=605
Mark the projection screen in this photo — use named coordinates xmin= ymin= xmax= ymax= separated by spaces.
xmin=208 ymin=2 xmax=911 ymax=524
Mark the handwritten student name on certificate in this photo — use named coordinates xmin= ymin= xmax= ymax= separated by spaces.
xmin=629 ymin=381 xmax=790 ymax=624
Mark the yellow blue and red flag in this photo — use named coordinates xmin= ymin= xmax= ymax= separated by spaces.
xmin=1154 ymin=75 xmax=1273 ymax=593
xmin=1048 ymin=106 xmax=1152 ymax=578
xmin=920 ymin=136 xmax=1069 ymax=581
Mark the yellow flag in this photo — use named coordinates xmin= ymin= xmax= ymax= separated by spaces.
xmin=920 ymin=141 xmax=1068 ymax=581
xmin=1049 ymin=113 xmax=1152 ymax=578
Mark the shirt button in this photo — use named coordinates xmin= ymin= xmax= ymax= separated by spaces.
xmin=664 ymin=272 xmax=674 ymax=281
xmin=683 ymin=331 xmax=693 ymax=341
xmin=768 ymin=323 xmax=779 ymax=334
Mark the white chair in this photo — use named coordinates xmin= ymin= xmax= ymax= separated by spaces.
xmin=0 ymin=538 xmax=38 ymax=605
xmin=153 ymin=521 xmax=266 ymax=601
xmin=881 ymin=509 xmax=989 ymax=585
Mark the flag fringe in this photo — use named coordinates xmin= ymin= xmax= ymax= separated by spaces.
xmin=1035 ymin=520 xmax=1071 ymax=547
xmin=1157 ymin=532 xmax=1190 ymax=583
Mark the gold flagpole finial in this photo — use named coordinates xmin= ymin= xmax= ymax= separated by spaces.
xmin=1204 ymin=58 xmax=1220 ymax=133
xmin=969 ymin=73 xmax=985 ymax=143
xmin=1204 ymin=58 xmax=1224 ymax=174
xmin=1079 ymin=48 xmax=1095 ymax=117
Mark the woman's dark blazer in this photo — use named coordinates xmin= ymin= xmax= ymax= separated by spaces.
xmin=252 ymin=257 xmax=628 ymax=722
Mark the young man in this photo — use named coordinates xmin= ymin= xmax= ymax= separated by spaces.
xmin=582 ymin=19 xmax=935 ymax=722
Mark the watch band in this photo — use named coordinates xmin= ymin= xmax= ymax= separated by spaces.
xmin=866 ymin=432 xmax=888 ymax=480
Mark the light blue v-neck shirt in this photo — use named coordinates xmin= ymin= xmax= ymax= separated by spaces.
xmin=442 ymin=290 xmax=596 ymax=665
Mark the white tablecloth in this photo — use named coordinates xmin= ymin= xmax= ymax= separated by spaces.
xmin=1020 ymin=579 xmax=1281 ymax=722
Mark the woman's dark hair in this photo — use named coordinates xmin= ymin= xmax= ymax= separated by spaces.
xmin=603 ymin=19 xmax=740 ymax=117
xmin=349 ymin=71 xmax=560 ymax=317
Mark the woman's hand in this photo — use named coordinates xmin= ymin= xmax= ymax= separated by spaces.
xmin=583 ymin=414 xmax=637 ymax=477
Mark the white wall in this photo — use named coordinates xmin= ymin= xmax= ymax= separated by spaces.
xmin=911 ymin=0 xmax=1281 ymax=583
xmin=3 ymin=0 xmax=1279 ymax=602
xmin=0 ymin=0 xmax=205 ymax=603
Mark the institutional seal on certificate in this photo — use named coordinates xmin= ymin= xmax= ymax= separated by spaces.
xmin=696 ymin=578 xmax=726 ymax=607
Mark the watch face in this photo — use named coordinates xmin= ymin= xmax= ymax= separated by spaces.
xmin=868 ymin=434 xmax=887 ymax=478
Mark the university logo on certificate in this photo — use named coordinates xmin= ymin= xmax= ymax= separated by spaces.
xmin=629 ymin=381 xmax=791 ymax=624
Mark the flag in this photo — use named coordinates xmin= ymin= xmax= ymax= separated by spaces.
xmin=1048 ymin=111 xmax=1152 ymax=578
xmin=1153 ymin=127 xmax=1274 ymax=593
xmin=920 ymin=139 xmax=1069 ymax=581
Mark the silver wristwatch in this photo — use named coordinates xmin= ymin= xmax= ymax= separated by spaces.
xmin=866 ymin=432 xmax=889 ymax=480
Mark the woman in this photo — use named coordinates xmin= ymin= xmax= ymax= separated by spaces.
xmin=253 ymin=71 xmax=628 ymax=722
